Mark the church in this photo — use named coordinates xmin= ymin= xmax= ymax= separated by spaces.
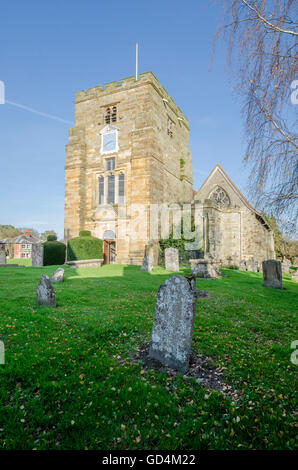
xmin=64 ymin=72 xmax=275 ymax=266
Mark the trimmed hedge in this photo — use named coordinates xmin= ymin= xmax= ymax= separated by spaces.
xmin=47 ymin=234 xmax=57 ymax=242
xmin=79 ymin=230 xmax=91 ymax=237
xmin=67 ymin=233 xmax=103 ymax=261
xmin=43 ymin=241 xmax=66 ymax=266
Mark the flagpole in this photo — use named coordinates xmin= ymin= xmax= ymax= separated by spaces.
xmin=136 ymin=42 xmax=139 ymax=81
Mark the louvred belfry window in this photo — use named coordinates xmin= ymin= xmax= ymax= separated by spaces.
xmin=104 ymin=106 xmax=117 ymax=124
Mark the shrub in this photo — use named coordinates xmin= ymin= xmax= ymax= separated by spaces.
xmin=67 ymin=233 xmax=103 ymax=261
xmin=43 ymin=241 xmax=66 ymax=266
xmin=79 ymin=230 xmax=91 ymax=237
xmin=47 ymin=234 xmax=57 ymax=242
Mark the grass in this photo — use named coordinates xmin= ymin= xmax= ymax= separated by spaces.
xmin=7 ymin=258 xmax=32 ymax=266
xmin=0 ymin=264 xmax=297 ymax=450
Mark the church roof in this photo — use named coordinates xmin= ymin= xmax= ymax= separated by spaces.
xmin=195 ymin=164 xmax=271 ymax=230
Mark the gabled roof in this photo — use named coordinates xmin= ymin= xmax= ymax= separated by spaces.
xmin=195 ymin=164 xmax=271 ymax=230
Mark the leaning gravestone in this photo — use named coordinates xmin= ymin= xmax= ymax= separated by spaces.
xmin=36 ymin=275 xmax=56 ymax=307
xmin=149 ymin=275 xmax=197 ymax=373
xmin=165 ymin=247 xmax=179 ymax=271
xmin=32 ymin=244 xmax=44 ymax=267
xmin=0 ymin=251 xmax=6 ymax=265
xmin=262 ymin=260 xmax=282 ymax=289
xmin=50 ymin=267 xmax=64 ymax=283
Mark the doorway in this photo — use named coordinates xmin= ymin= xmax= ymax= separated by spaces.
xmin=103 ymin=240 xmax=116 ymax=264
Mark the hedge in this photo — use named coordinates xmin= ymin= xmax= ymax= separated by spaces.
xmin=43 ymin=240 xmax=66 ymax=266
xmin=67 ymin=233 xmax=103 ymax=261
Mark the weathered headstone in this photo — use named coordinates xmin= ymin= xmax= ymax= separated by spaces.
xmin=190 ymin=259 xmax=221 ymax=278
xmin=0 ymin=251 xmax=6 ymax=265
xmin=36 ymin=275 xmax=56 ymax=307
xmin=262 ymin=260 xmax=282 ymax=289
xmin=282 ymin=259 xmax=291 ymax=274
xmin=140 ymin=256 xmax=149 ymax=271
xmin=247 ymin=257 xmax=258 ymax=272
xmin=50 ymin=267 xmax=64 ymax=283
xmin=149 ymin=275 xmax=197 ymax=373
xmin=165 ymin=247 xmax=179 ymax=271
xmin=291 ymin=270 xmax=298 ymax=282
xmin=32 ymin=244 xmax=44 ymax=267
xmin=239 ymin=260 xmax=247 ymax=271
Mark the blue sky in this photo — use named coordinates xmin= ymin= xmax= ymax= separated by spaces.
xmin=0 ymin=0 xmax=249 ymax=239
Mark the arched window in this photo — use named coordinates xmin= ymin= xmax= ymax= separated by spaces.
xmin=107 ymin=174 xmax=115 ymax=204
xmin=99 ymin=176 xmax=104 ymax=205
xmin=209 ymin=186 xmax=230 ymax=206
xmin=118 ymin=173 xmax=125 ymax=203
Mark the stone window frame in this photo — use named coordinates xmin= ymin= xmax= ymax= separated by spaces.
xmin=104 ymin=105 xmax=117 ymax=124
xmin=97 ymin=170 xmax=125 ymax=206
xmin=100 ymin=125 xmax=119 ymax=155
xmin=167 ymin=116 xmax=175 ymax=138
xmin=208 ymin=185 xmax=231 ymax=206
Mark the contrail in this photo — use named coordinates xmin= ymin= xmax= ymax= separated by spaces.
xmin=5 ymin=100 xmax=73 ymax=125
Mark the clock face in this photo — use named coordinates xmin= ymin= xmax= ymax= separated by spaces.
xmin=102 ymin=132 xmax=117 ymax=153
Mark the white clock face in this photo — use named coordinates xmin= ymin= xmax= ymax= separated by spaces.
xmin=102 ymin=132 xmax=117 ymax=153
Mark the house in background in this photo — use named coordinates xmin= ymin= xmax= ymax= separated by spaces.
xmin=0 ymin=229 xmax=41 ymax=259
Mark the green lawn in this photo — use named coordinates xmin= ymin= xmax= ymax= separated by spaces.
xmin=0 ymin=264 xmax=297 ymax=450
xmin=7 ymin=258 xmax=32 ymax=266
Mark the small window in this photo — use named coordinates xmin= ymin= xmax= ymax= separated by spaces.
xmin=118 ymin=173 xmax=125 ymax=203
xmin=106 ymin=158 xmax=115 ymax=171
xmin=21 ymin=253 xmax=26 ymax=258
xmin=107 ymin=174 xmax=115 ymax=204
xmin=104 ymin=106 xmax=117 ymax=124
xmin=21 ymin=244 xmax=26 ymax=249
xmin=99 ymin=176 xmax=104 ymax=204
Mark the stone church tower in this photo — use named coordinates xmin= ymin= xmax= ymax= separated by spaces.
xmin=64 ymin=72 xmax=193 ymax=264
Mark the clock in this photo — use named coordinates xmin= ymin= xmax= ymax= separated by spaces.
xmin=101 ymin=125 xmax=118 ymax=154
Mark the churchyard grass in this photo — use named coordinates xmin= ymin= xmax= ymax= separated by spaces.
xmin=7 ymin=258 xmax=32 ymax=266
xmin=0 ymin=264 xmax=297 ymax=450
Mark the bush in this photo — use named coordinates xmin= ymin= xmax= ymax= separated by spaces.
xmin=47 ymin=234 xmax=57 ymax=242
xmin=159 ymin=234 xmax=202 ymax=268
xmin=79 ymin=230 xmax=91 ymax=237
xmin=67 ymin=233 xmax=103 ymax=261
xmin=43 ymin=241 xmax=66 ymax=266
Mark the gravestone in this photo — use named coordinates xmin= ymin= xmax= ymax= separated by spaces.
xmin=239 ymin=260 xmax=247 ymax=271
xmin=165 ymin=247 xmax=179 ymax=271
xmin=50 ymin=267 xmax=64 ymax=283
xmin=247 ymin=257 xmax=258 ymax=272
xmin=32 ymin=244 xmax=44 ymax=267
xmin=0 ymin=251 xmax=6 ymax=265
xmin=149 ymin=275 xmax=197 ymax=373
xmin=36 ymin=275 xmax=56 ymax=307
xmin=282 ymin=259 xmax=291 ymax=274
xmin=190 ymin=259 xmax=221 ymax=278
xmin=262 ymin=260 xmax=282 ymax=289
xmin=291 ymin=270 xmax=298 ymax=282
xmin=140 ymin=256 xmax=149 ymax=271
